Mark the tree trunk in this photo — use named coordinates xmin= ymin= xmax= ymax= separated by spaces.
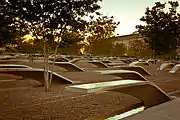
xmin=30 ymin=44 xmax=35 ymax=63
xmin=44 ymin=43 xmax=49 ymax=92
xmin=49 ymin=37 xmax=62 ymax=86
xmin=49 ymin=45 xmax=59 ymax=85
xmin=46 ymin=47 xmax=50 ymax=91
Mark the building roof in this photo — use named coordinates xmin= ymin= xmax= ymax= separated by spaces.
xmin=115 ymin=34 xmax=139 ymax=41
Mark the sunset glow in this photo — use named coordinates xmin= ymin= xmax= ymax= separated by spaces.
xmin=99 ymin=0 xmax=180 ymax=36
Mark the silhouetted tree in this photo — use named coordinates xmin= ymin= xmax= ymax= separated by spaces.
xmin=112 ymin=43 xmax=127 ymax=56
xmin=58 ymin=30 xmax=85 ymax=54
xmin=86 ymin=15 xmax=120 ymax=55
xmin=127 ymin=40 xmax=154 ymax=57
xmin=2 ymin=0 xmax=102 ymax=91
xmin=136 ymin=1 xmax=180 ymax=55
xmin=0 ymin=0 xmax=26 ymax=47
xmin=91 ymin=38 xmax=114 ymax=55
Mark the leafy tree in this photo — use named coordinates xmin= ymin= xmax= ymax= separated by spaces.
xmin=0 ymin=0 xmax=26 ymax=47
xmin=58 ymin=30 xmax=85 ymax=54
xmin=136 ymin=1 xmax=180 ymax=55
xmin=112 ymin=43 xmax=127 ymax=56
xmin=86 ymin=15 xmax=120 ymax=55
xmin=0 ymin=0 xmax=13 ymax=46
xmin=16 ymin=42 xmax=34 ymax=53
xmin=2 ymin=0 xmax=102 ymax=91
xmin=90 ymin=38 xmax=114 ymax=55
xmin=15 ymin=39 xmax=42 ymax=54
xmin=127 ymin=40 xmax=154 ymax=57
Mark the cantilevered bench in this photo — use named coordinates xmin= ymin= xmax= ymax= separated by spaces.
xmin=16 ymin=61 xmax=147 ymax=81
xmin=159 ymin=63 xmax=175 ymax=71
xmin=169 ymin=64 xmax=180 ymax=73
xmin=74 ymin=61 xmax=150 ymax=76
xmin=147 ymin=59 xmax=156 ymax=64
xmin=0 ymin=68 xmax=73 ymax=85
xmin=106 ymin=62 xmax=127 ymax=67
xmin=102 ymin=60 xmax=130 ymax=66
xmin=9 ymin=62 xmax=147 ymax=82
xmin=129 ymin=61 xmax=150 ymax=67
xmin=97 ymin=70 xmax=147 ymax=81
xmin=50 ymin=62 xmax=84 ymax=72
xmin=97 ymin=66 xmax=150 ymax=76
xmin=47 ymin=62 xmax=148 ymax=81
xmin=119 ymin=59 xmax=132 ymax=64
xmin=110 ymin=66 xmax=150 ymax=76
xmin=88 ymin=61 xmax=109 ymax=68
xmin=0 ymin=64 xmax=32 ymax=68
xmin=0 ymin=68 xmax=127 ymax=85
xmin=66 ymin=80 xmax=171 ymax=108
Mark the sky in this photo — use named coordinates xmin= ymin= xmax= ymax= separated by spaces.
xmin=99 ymin=0 xmax=180 ymax=36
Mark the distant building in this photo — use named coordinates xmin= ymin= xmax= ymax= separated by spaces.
xmin=113 ymin=34 xmax=144 ymax=49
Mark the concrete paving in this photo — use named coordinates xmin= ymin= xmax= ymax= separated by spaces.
xmin=123 ymin=98 xmax=180 ymax=120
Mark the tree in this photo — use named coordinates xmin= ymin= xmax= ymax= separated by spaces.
xmin=86 ymin=15 xmax=120 ymax=55
xmin=15 ymin=38 xmax=43 ymax=54
xmin=112 ymin=43 xmax=127 ymax=56
xmin=127 ymin=40 xmax=154 ymax=57
xmin=0 ymin=0 xmax=26 ymax=47
xmin=57 ymin=29 xmax=85 ymax=55
xmin=91 ymin=38 xmax=114 ymax=56
xmin=136 ymin=1 xmax=180 ymax=55
xmin=3 ymin=0 xmax=102 ymax=91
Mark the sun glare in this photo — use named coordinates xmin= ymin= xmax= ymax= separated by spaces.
xmin=23 ymin=34 xmax=34 ymax=42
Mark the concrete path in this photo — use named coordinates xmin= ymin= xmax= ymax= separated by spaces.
xmin=123 ymin=98 xmax=180 ymax=120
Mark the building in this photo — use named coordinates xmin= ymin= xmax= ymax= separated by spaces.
xmin=113 ymin=34 xmax=143 ymax=49
xmin=114 ymin=34 xmax=180 ymax=57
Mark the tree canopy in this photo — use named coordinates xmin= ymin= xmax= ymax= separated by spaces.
xmin=1 ymin=0 xmax=123 ymax=56
xmin=111 ymin=43 xmax=127 ymax=56
xmin=0 ymin=0 xmax=102 ymax=47
xmin=57 ymin=30 xmax=85 ymax=54
xmin=86 ymin=15 xmax=120 ymax=55
xmin=0 ymin=0 xmax=103 ymax=91
xmin=127 ymin=40 xmax=154 ymax=57
xmin=136 ymin=1 xmax=180 ymax=55
xmin=0 ymin=0 xmax=24 ymax=47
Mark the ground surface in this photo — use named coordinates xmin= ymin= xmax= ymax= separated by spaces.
xmin=123 ymin=97 xmax=180 ymax=120
xmin=144 ymin=61 xmax=180 ymax=98
xmin=0 ymin=60 xmax=179 ymax=120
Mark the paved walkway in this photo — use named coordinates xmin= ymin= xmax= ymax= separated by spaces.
xmin=124 ymin=98 xmax=180 ymax=120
